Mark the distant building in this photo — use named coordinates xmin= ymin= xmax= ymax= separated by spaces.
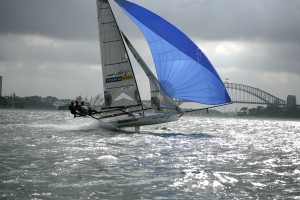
xmin=0 ymin=76 xmax=2 ymax=96
xmin=286 ymin=95 xmax=296 ymax=108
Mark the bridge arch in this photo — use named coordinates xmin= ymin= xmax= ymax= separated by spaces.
xmin=224 ymin=82 xmax=286 ymax=106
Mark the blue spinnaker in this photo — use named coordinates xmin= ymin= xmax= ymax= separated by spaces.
xmin=115 ymin=0 xmax=231 ymax=105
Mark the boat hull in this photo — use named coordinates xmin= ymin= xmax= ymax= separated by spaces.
xmin=101 ymin=113 xmax=179 ymax=128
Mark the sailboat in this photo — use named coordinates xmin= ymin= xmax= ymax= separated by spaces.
xmin=71 ymin=0 xmax=231 ymax=132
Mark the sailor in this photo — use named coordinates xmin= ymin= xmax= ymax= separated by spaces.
xmin=68 ymin=101 xmax=80 ymax=118
xmin=74 ymin=101 xmax=81 ymax=111
xmin=70 ymin=100 xmax=101 ymax=118
xmin=80 ymin=101 xmax=90 ymax=115
xmin=68 ymin=101 xmax=76 ymax=114
xmin=71 ymin=101 xmax=86 ymax=117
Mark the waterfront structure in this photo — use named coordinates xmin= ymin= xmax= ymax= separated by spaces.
xmin=287 ymin=95 xmax=296 ymax=108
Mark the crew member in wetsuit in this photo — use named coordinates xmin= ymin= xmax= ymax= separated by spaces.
xmin=68 ymin=101 xmax=78 ymax=117
xmin=80 ymin=101 xmax=90 ymax=115
xmin=74 ymin=101 xmax=80 ymax=111
xmin=70 ymin=101 xmax=101 ymax=118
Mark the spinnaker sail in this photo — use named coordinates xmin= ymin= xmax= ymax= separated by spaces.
xmin=122 ymin=32 xmax=179 ymax=113
xmin=115 ymin=0 xmax=231 ymax=105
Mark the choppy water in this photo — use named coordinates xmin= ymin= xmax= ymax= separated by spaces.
xmin=0 ymin=109 xmax=300 ymax=199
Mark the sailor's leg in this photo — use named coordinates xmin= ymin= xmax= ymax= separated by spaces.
xmin=135 ymin=126 xmax=140 ymax=133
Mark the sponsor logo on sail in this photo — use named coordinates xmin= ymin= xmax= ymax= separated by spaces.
xmin=122 ymin=75 xmax=133 ymax=80
xmin=106 ymin=76 xmax=122 ymax=83
xmin=106 ymin=74 xmax=133 ymax=83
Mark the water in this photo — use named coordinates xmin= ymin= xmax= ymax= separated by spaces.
xmin=1 ymin=109 xmax=300 ymax=199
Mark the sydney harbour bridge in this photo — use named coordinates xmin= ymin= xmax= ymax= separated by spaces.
xmin=144 ymin=82 xmax=296 ymax=107
xmin=174 ymin=82 xmax=288 ymax=106
xmin=223 ymin=82 xmax=287 ymax=106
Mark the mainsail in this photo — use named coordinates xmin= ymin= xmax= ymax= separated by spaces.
xmin=115 ymin=0 xmax=231 ymax=105
xmin=96 ymin=0 xmax=142 ymax=109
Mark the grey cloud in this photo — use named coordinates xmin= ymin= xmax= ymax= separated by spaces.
xmin=0 ymin=0 xmax=98 ymax=40
xmin=2 ymin=0 xmax=300 ymax=43
xmin=0 ymin=35 xmax=100 ymax=65
xmin=131 ymin=0 xmax=300 ymax=43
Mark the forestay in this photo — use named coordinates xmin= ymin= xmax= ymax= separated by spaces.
xmin=115 ymin=0 xmax=231 ymax=105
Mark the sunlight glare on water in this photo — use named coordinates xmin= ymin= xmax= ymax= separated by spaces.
xmin=0 ymin=109 xmax=300 ymax=199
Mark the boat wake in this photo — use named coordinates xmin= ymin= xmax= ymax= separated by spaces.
xmin=29 ymin=117 xmax=101 ymax=131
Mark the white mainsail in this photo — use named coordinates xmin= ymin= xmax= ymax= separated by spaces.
xmin=96 ymin=0 xmax=142 ymax=109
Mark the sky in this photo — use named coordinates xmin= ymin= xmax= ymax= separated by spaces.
xmin=1 ymin=0 xmax=300 ymax=104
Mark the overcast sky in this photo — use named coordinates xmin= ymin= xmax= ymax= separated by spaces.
xmin=1 ymin=0 xmax=300 ymax=104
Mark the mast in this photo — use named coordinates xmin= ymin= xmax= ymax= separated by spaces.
xmin=96 ymin=0 xmax=142 ymax=110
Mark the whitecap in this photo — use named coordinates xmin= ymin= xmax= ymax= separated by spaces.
xmin=251 ymin=182 xmax=266 ymax=187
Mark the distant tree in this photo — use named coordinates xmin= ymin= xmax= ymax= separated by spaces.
xmin=45 ymin=96 xmax=58 ymax=103
xmin=0 ymin=96 xmax=8 ymax=107
xmin=240 ymin=107 xmax=248 ymax=112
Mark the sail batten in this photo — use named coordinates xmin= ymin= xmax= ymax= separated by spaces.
xmin=115 ymin=0 xmax=231 ymax=105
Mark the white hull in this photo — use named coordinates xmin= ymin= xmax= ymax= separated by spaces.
xmin=101 ymin=113 xmax=179 ymax=128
